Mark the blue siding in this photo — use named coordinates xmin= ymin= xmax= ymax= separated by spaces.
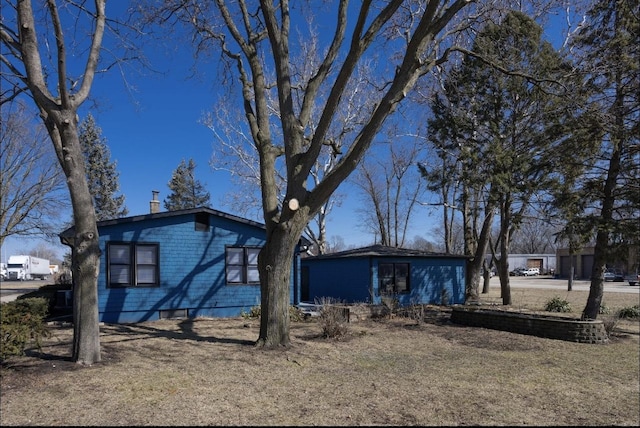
xmin=305 ymin=257 xmax=372 ymax=304
xmin=302 ymin=255 xmax=466 ymax=307
xmin=95 ymin=212 xmax=296 ymax=323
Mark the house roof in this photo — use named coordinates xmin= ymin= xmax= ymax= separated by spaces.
xmin=59 ymin=207 xmax=312 ymax=247
xmin=304 ymin=244 xmax=469 ymax=260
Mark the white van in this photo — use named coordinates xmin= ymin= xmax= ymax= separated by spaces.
xmin=521 ymin=267 xmax=540 ymax=276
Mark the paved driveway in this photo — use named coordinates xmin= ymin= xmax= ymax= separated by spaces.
xmin=1 ymin=276 xmax=638 ymax=304
xmin=0 ymin=279 xmax=52 ymax=303
xmin=505 ymin=276 xmax=640 ymax=294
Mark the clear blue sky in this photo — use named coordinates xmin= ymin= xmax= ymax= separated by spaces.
xmin=1 ymin=40 xmax=439 ymax=261
xmin=1 ymin=4 xmax=571 ymax=263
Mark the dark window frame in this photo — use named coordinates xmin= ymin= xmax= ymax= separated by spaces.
xmin=378 ymin=262 xmax=410 ymax=295
xmin=225 ymin=246 xmax=261 ymax=285
xmin=107 ymin=242 xmax=160 ymax=288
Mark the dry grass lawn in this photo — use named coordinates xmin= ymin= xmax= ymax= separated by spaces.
xmin=1 ymin=286 xmax=638 ymax=426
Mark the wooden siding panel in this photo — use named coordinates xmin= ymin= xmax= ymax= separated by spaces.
xmin=96 ymin=212 xmax=271 ymax=323
xmin=305 ymin=258 xmax=372 ymax=304
xmin=302 ymin=255 xmax=466 ymax=307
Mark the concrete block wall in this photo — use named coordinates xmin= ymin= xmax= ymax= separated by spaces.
xmin=450 ymin=306 xmax=609 ymax=344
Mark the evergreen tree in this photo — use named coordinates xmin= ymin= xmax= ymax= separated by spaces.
xmin=567 ymin=0 xmax=640 ymax=319
xmin=424 ymin=11 xmax=582 ymax=303
xmin=79 ymin=114 xmax=128 ymax=221
xmin=164 ymin=158 xmax=211 ymax=210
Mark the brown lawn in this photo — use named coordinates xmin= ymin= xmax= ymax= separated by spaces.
xmin=1 ymin=285 xmax=638 ymax=426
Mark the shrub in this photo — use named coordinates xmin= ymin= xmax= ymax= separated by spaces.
xmin=599 ymin=303 xmax=611 ymax=315
xmin=241 ymin=305 xmax=262 ymax=320
xmin=288 ymin=305 xmax=306 ymax=322
xmin=240 ymin=304 xmax=307 ymax=322
xmin=380 ymin=295 xmax=399 ymax=319
xmin=544 ymin=296 xmax=571 ymax=313
xmin=315 ymin=297 xmax=349 ymax=339
xmin=618 ymin=305 xmax=640 ymax=319
xmin=17 ymin=283 xmax=72 ymax=318
xmin=601 ymin=312 xmax=621 ymax=337
xmin=1 ymin=298 xmax=51 ymax=362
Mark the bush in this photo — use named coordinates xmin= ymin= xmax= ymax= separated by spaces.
xmin=241 ymin=305 xmax=262 ymax=320
xmin=315 ymin=297 xmax=349 ymax=339
xmin=1 ymin=298 xmax=51 ymax=362
xmin=601 ymin=313 xmax=620 ymax=337
xmin=599 ymin=303 xmax=612 ymax=315
xmin=17 ymin=283 xmax=72 ymax=318
xmin=601 ymin=306 xmax=639 ymax=337
xmin=240 ymin=304 xmax=308 ymax=322
xmin=618 ymin=305 xmax=640 ymax=319
xmin=544 ymin=296 xmax=571 ymax=313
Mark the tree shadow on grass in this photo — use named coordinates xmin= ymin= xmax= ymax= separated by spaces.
xmin=102 ymin=318 xmax=256 ymax=347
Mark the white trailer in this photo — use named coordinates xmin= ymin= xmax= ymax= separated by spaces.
xmin=6 ymin=255 xmax=50 ymax=281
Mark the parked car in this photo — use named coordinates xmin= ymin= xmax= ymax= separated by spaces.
xmin=625 ymin=272 xmax=639 ymax=286
xmin=481 ymin=268 xmax=495 ymax=278
xmin=521 ymin=267 xmax=540 ymax=276
xmin=604 ymin=268 xmax=624 ymax=282
xmin=509 ymin=267 xmax=525 ymax=276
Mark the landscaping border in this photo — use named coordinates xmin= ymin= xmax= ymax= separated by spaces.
xmin=450 ymin=305 xmax=609 ymax=344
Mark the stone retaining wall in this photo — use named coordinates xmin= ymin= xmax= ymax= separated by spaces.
xmin=450 ymin=305 xmax=608 ymax=344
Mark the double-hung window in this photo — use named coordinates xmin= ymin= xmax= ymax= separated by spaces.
xmin=378 ymin=262 xmax=410 ymax=295
xmin=108 ymin=242 xmax=159 ymax=287
xmin=226 ymin=247 xmax=261 ymax=285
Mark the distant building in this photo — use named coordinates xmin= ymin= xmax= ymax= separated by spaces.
xmin=555 ymin=245 xmax=638 ymax=280
xmin=498 ymin=254 xmax=556 ymax=275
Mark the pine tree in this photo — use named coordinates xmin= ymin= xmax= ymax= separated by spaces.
xmin=79 ymin=114 xmax=128 ymax=221
xmin=164 ymin=158 xmax=211 ymax=211
xmin=568 ymin=0 xmax=640 ymax=319
xmin=424 ymin=11 xmax=582 ymax=303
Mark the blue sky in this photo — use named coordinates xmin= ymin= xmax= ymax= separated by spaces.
xmin=1 ymin=41 xmax=439 ymax=261
xmin=1 ymin=4 xmax=572 ymax=263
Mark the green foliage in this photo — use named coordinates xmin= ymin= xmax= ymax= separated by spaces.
xmin=164 ymin=158 xmax=211 ymax=211
xmin=562 ymin=0 xmax=640 ymax=289
xmin=599 ymin=303 xmax=611 ymax=315
xmin=618 ymin=305 xmax=640 ymax=319
xmin=79 ymin=113 xmax=128 ymax=220
xmin=18 ymin=284 xmax=72 ymax=318
xmin=1 ymin=298 xmax=51 ymax=361
xmin=544 ymin=296 xmax=572 ymax=313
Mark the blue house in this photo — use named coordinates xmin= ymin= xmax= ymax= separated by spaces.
xmin=60 ymin=207 xmax=306 ymax=323
xmin=300 ymin=245 xmax=467 ymax=307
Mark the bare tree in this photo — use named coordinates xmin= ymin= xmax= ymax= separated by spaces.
xmin=1 ymin=0 xmax=107 ymax=364
xmin=353 ymin=137 xmax=426 ymax=247
xmin=146 ymin=0 xmax=486 ymax=347
xmin=509 ymin=216 xmax=559 ymax=254
xmin=204 ymin=104 xmax=344 ymax=255
xmin=0 ymin=101 xmax=69 ymax=250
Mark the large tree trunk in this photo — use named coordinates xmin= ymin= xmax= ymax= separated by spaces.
xmin=46 ymin=112 xmax=102 ymax=364
xmin=256 ymin=222 xmax=302 ymax=347
xmin=14 ymin=0 xmax=106 ymax=365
